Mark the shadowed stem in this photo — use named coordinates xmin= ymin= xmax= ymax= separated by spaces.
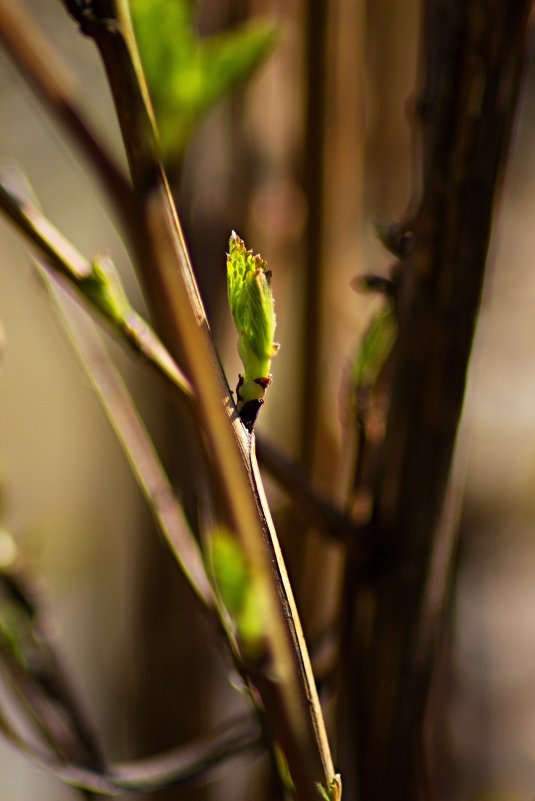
xmin=0 ymin=691 xmax=260 ymax=795
xmin=356 ymin=3 xmax=533 ymax=799
xmin=38 ymin=264 xmax=213 ymax=607
xmin=0 ymin=0 xmax=135 ymax=233
xmin=0 ymin=169 xmax=360 ymax=554
xmin=60 ymin=1 xmax=336 ymax=795
xmin=0 ymin=172 xmax=193 ymax=401
xmin=299 ymin=0 xmax=329 ymax=467
xmin=0 ymin=1 xmax=362 ymax=553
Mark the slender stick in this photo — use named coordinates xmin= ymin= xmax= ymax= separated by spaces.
xmin=0 ymin=173 xmax=193 ymax=403
xmin=0 ymin=696 xmax=260 ymax=795
xmin=0 ymin=0 xmax=134 ymax=228
xmin=299 ymin=0 xmax=329 ymax=466
xmin=0 ymin=0 xmax=361 ymax=553
xmin=0 ymin=169 xmax=359 ymax=557
xmin=61 ymin=1 xmax=336 ymax=795
xmin=38 ymin=267 xmax=213 ymax=608
xmin=256 ymin=437 xmax=365 ymax=546
xmin=358 ymin=4 xmax=533 ymax=799
xmin=0 ymin=173 xmax=217 ymax=613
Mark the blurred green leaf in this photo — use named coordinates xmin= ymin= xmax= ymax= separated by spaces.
xmin=210 ymin=528 xmax=265 ymax=655
xmin=353 ymin=303 xmax=397 ymax=400
xmin=227 ymin=230 xmax=278 ymax=403
xmin=211 ymin=528 xmax=248 ymax=618
xmin=0 ymin=596 xmax=31 ymax=669
xmin=130 ymin=0 xmax=278 ymax=157
xmin=317 ymin=774 xmax=342 ymax=801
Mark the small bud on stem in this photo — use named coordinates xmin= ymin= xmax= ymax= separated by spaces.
xmin=226 ymin=231 xmax=278 ymax=430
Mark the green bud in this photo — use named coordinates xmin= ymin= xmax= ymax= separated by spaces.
xmin=227 ymin=231 xmax=278 ymax=428
xmin=82 ymin=255 xmax=131 ymax=327
xmin=353 ymin=302 xmax=396 ymax=407
xmin=316 ymin=775 xmax=342 ymax=801
xmin=210 ymin=527 xmax=266 ymax=657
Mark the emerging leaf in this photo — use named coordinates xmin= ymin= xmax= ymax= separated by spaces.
xmin=227 ymin=231 xmax=278 ymax=428
xmin=81 ymin=255 xmax=131 ymax=327
xmin=316 ymin=775 xmax=342 ymax=801
xmin=210 ymin=527 xmax=266 ymax=655
xmin=352 ymin=302 xmax=396 ymax=408
xmin=131 ymin=0 xmax=277 ymax=158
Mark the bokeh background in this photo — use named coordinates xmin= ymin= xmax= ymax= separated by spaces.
xmin=0 ymin=2 xmax=534 ymax=800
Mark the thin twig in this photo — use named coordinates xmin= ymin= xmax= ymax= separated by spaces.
xmin=357 ymin=4 xmax=533 ymax=799
xmin=0 ymin=168 xmax=361 ymax=557
xmin=61 ymin=2 xmax=336 ymax=795
xmin=256 ymin=437 xmax=365 ymax=547
xmin=0 ymin=557 xmax=105 ymax=771
xmin=0 ymin=0 xmax=135 ymax=233
xmin=0 ymin=541 xmax=251 ymax=795
xmin=0 ymin=0 xmax=359 ymax=554
xmin=37 ymin=265 xmax=214 ymax=608
xmin=0 ymin=172 xmax=193 ymax=402
xmin=0 ymin=171 xmax=213 ymax=614
xmin=0 ymin=698 xmax=260 ymax=795
xmin=299 ymin=0 xmax=329 ymax=466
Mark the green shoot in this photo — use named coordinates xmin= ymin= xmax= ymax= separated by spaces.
xmin=227 ymin=231 xmax=278 ymax=430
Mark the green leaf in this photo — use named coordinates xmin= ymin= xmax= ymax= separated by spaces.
xmin=353 ymin=303 xmax=396 ymax=397
xmin=130 ymin=0 xmax=278 ymax=157
xmin=81 ymin=255 xmax=131 ymax=327
xmin=316 ymin=783 xmax=330 ymax=801
xmin=210 ymin=528 xmax=265 ymax=655
xmin=0 ymin=597 xmax=31 ymax=669
xmin=316 ymin=775 xmax=342 ymax=801
xmin=226 ymin=231 xmax=278 ymax=423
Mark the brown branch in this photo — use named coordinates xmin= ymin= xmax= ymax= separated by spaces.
xmin=352 ymin=4 xmax=533 ymax=800
xmin=0 ymin=167 xmax=362 ymax=571
xmin=0 ymin=0 xmax=133 ymax=226
xmin=0 ymin=171 xmax=193 ymax=403
xmin=39 ymin=268 xmax=214 ymax=608
xmin=60 ymin=2 xmax=336 ymax=797
xmin=0 ymin=692 xmax=260 ymax=795
xmin=0 ymin=0 xmax=357 ymax=553
xmin=256 ymin=437 xmax=365 ymax=547
xmin=299 ymin=0 xmax=329 ymax=466
xmin=0 ymin=560 xmax=105 ymax=772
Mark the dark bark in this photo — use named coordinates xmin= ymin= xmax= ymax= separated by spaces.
xmin=345 ymin=3 xmax=533 ymax=799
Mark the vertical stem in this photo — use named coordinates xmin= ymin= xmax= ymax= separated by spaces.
xmin=299 ymin=0 xmax=329 ymax=467
xmin=61 ymin=2 xmax=336 ymax=796
xmin=0 ymin=0 xmax=134 ymax=231
xmin=360 ymin=3 xmax=532 ymax=799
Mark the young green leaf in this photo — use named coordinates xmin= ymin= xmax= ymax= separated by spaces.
xmin=352 ymin=302 xmax=396 ymax=412
xmin=131 ymin=0 xmax=277 ymax=158
xmin=80 ymin=255 xmax=131 ymax=327
xmin=227 ymin=231 xmax=278 ymax=429
xmin=209 ymin=527 xmax=266 ymax=656
xmin=316 ymin=774 xmax=342 ymax=801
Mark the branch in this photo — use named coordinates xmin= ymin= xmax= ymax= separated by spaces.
xmin=355 ymin=4 xmax=533 ymax=799
xmin=299 ymin=0 xmax=329 ymax=465
xmin=256 ymin=437 xmax=365 ymax=546
xmin=0 ymin=171 xmax=216 ymax=613
xmin=0 ymin=0 xmax=134 ymax=229
xmin=0 ymin=697 xmax=260 ymax=795
xmin=0 ymin=542 xmax=250 ymax=796
xmin=61 ymin=1 xmax=336 ymax=795
xmin=0 ymin=171 xmax=193 ymax=403
xmin=0 ymin=165 xmax=361 ymax=562
xmin=0 ymin=549 xmax=105 ymax=772
xmin=0 ymin=0 xmax=360 ymax=554
xmin=37 ymin=265 xmax=214 ymax=608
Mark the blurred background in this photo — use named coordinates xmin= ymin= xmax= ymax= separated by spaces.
xmin=0 ymin=2 xmax=534 ymax=800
